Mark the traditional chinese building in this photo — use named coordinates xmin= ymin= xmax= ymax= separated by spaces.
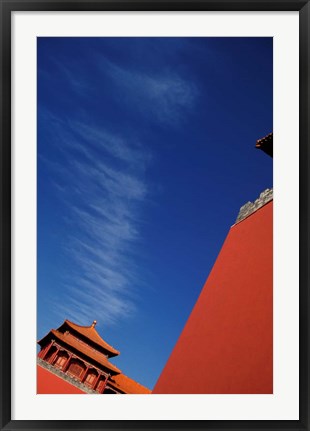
xmin=153 ymin=134 xmax=273 ymax=394
xmin=37 ymin=319 xmax=151 ymax=394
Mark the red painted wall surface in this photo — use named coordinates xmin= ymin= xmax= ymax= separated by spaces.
xmin=37 ymin=365 xmax=86 ymax=394
xmin=153 ymin=201 xmax=273 ymax=394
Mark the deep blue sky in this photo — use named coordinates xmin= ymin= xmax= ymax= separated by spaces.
xmin=37 ymin=37 xmax=273 ymax=390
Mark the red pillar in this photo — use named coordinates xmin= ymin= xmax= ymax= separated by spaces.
xmin=93 ymin=373 xmax=101 ymax=391
xmin=81 ymin=365 xmax=90 ymax=383
xmin=62 ymin=353 xmax=72 ymax=372
xmin=100 ymin=374 xmax=110 ymax=394
xmin=49 ymin=346 xmax=60 ymax=365
xmin=40 ymin=340 xmax=53 ymax=360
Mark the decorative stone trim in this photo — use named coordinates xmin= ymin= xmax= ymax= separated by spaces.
xmin=235 ymin=188 xmax=273 ymax=224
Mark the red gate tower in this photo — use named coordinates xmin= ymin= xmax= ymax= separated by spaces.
xmin=153 ymin=134 xmax=273 ymax=394
xmin=37 ymin=319 xmax=151 ymax=394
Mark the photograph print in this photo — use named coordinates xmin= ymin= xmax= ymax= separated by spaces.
xmin=37 ymin=37 xmax=273 ymax=394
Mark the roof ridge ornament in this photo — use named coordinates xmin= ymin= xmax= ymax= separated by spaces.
xmin=91 ymin=320 xmax=97 ymax=328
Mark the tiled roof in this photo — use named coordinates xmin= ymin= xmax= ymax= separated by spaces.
xmin=63 ymin=320 xmax=120 ymax=357
xmin=111 ymin=373 xmax=151 ymax=394
xmin=255 ymin=132 xmax=273 ymax=157
xmin=51 ymin=329 xmax=121 ymax=374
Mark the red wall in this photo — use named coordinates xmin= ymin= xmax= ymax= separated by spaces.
xmin=153 ymin=201 xmax=273 ymax=394
xmin=37 ymin=365 xmax=86 ymax=394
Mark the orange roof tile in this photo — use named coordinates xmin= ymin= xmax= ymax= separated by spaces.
xmin=51 ymin=329 xmax=121 ymax=374
xmin=111 ymin=373 xmax=151 ymax=394
xmin=63 ymin=320 xmax=120 ymax=357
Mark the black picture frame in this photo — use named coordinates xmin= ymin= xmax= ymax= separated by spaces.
xmin=1 ymin=1 xmax=309 ymax=429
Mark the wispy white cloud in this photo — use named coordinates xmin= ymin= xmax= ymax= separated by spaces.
xmin=68 ymin=120 xmax=151 ymax=168
xmin=39 ymin=110 xmax=151 ymax=328
xmin=99 ymin=56 xmax=198 ymax=125
xmin=39 ymin=45 xmax=199 ymax=330
xmin=41 ymin=49 xmax=198 ymax=127
xmin=49 ymin=57 xmax=92 ymax=97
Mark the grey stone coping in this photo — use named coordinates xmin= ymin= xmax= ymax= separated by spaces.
xmin=235 ymin=188 xmax=273 ymax=224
